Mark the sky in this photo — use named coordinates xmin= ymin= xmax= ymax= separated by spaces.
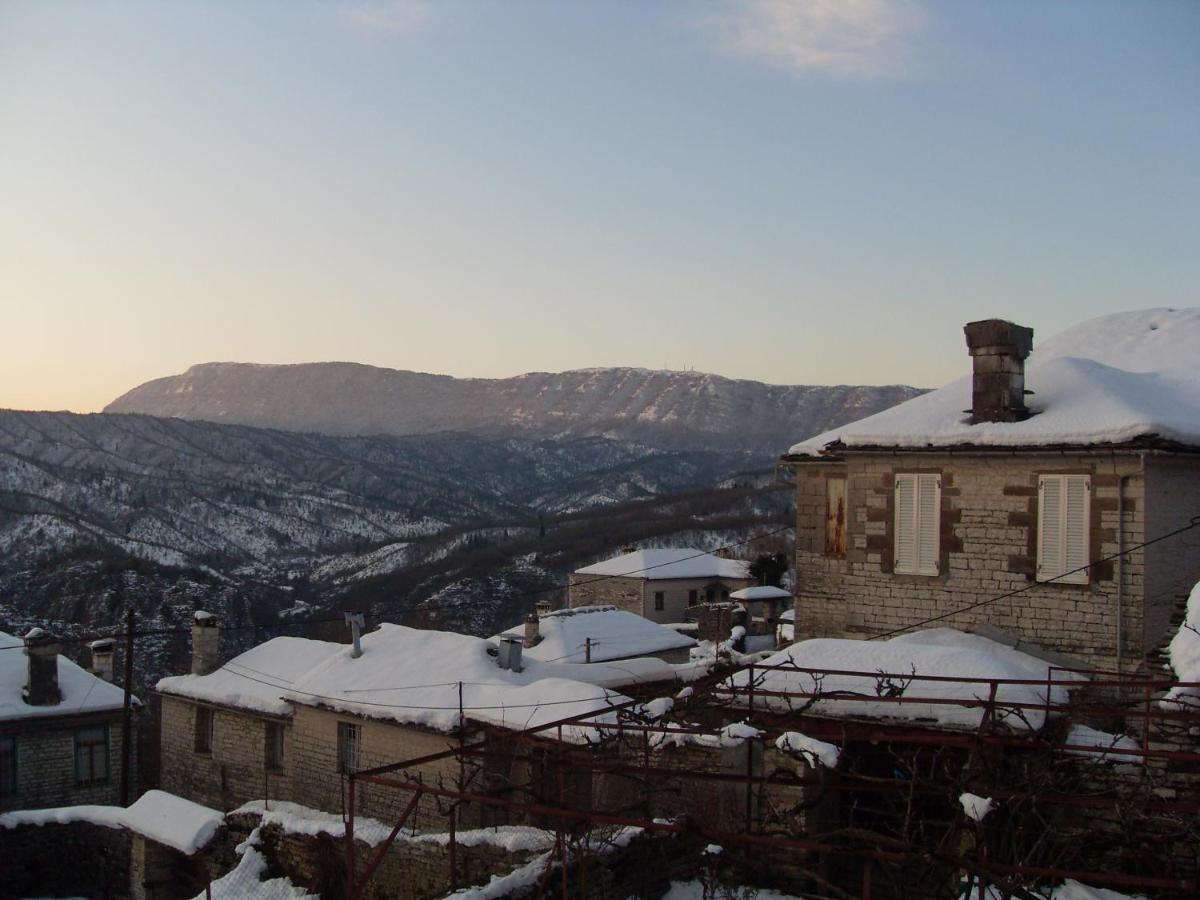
xmin=1 ymin=0 xmax=1197 ymax=413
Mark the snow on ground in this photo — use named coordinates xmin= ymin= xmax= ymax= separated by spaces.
xmin=491 ymin=605 xmax=695 ymax=664
xmin=661 ymin=881 xmax=804 ymax=899
xmin=958 ymin=879 xmax=1149 ymax=900
xmin=1161 ymin=578 xmax=1200 ymax=709
xmin=775 ymin=731 xmax=840 ymax=768
xmin=194 ymin=827 xmax=317 ymax=900
xmin=790 ymin=308 xmax=1200 ymax=454
xmin=729 ymin=629 xmax=1084 ymax=731
xmin=231 ymin=800 xmax=392 ymax=846
xmin=1 ymin=790 xmax=222 ymax=855
xmin=0 ymin=629 xmax=134 ymax=721
xmin=574 ymin=547 xmax=750 ymax=580
xmin=1063 ymin=725 xmax=1143 ymax=764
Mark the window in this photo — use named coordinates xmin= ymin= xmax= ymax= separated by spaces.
xmin=265 ymin=721 xmax=284 ymax=770
xmin=1038 ymin=474 xmax=1091 ymax=584
xmin=894 ymin=473 xmax=941 ymax=576
xmin=0 ymin=736 xmax=15 ymax=797
xmin=688 ymin=590 xmax=699 ymax=607
xmin=825 ymin=476 xmax=848 ymax=558
xmin=195 ymin=707 xmax=214 ymax=753
xmin=74 ymin=726 xmax=109 ymax=786
xmin=653 ymin=591 xmax=665 ymax=611
xmin=338 ymin=722 xmax=361 ymax=774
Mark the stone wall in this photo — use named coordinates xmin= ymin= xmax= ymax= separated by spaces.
xmin=0 ymin=821 xmax=131 ymax=899
xmin=791 ymin=451 xmax=1156 ymax=670
xmin=158 ymin=695 xmax=292 ymax=811
xmin=0 ymin=709 xmax=132 ymax=812
xmin=1143 ymin=454 xmax=1200 ymax=656
xmin=290 ymin=704 xmax=467 ymax=831
xmin=567 ymin=574 xmax=643 ymax=615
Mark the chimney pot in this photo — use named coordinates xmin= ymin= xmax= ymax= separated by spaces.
xmin=23 ymin=629 xmax=61 ymax=706
xmin=89 ymin=638 xmax=116 ymax=683
xmin=191 ymin=611 xmax=221 ymax=676
xmin=963 ymin=319 xmax=1034 ymax=423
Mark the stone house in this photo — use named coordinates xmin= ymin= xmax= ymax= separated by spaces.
xmin=783 ymin=309 xmax=1200 ymax=672
xmin=492 ymin=604 xmax=697 ymax=664
xmin=1 ymin=628 xmax=137 ymax=811
xmin=569 ymin=548 xmax=755 ymax=625
xmin=156 ymin=612 xmax=690 ymax=826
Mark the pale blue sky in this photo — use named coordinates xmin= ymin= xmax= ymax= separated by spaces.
xmin=2 ymin=0 xmax=1197 ymax=411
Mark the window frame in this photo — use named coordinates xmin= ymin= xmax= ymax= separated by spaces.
xmin=74 ymin=725 xmax=109 ymax=787
xmin=265 ymin=721 xmax=285 ymax=770
xmin=653 ymin=591 xmax=665 ymax=611
xmin=338 ymin=721 xmax=361 ymax=775
xmin=0 ymin=735 xmax=16 ymax=797
xmin=194 ymin=706 xmax=214 ymax=754
xmin=893 ymin=473 xmax=941 ymax=576
xmin=1037 ymin=474 xmax=1091 ymax=585
xmin=687 ymin=589 xmax=699 ymax=607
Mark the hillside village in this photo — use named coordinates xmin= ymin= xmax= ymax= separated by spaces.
xmin=2 ymin=309 xmax=1199 ymax=899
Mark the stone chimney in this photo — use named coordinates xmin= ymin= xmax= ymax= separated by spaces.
xmin=23 ymin=628 xmax=61 ymax=706
xmin=535 ymin=599 xmax=553 ymax=618
xmin=523 ymin=613 xmax=541 ymax=649
xmin=964 ymin=319 xmax=1034 ymax=423
xmin=89 ymin=638 xmax=116 ymax=683
xmin=191 ymin=611 xmax=221 ymax=676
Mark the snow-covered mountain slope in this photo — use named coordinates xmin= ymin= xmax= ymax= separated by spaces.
xmin=105 ymin=363 xmax=923 ymax=453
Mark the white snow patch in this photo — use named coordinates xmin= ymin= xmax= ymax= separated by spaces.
xmin=775 ymin=731 xmax=840 ymax=768
xmin=719 ymin=721 xmax=761 ymax=747
xmin=0 ymin=629 xmax=135 ymax=721
xmin=492 ymin=606 xmax=695 ymax=664
xmin=958 ymin=792 xmax=994 ymax=822
xmin=1063 ymin=725 xmax=1143 ymax=764
xmin=575 ymin=548 xmax=750 ymax=581
xmin=1162 ymin=578 xmax=1200 ymax=710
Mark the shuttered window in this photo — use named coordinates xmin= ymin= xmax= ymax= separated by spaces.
xmin=894 ymin=473 xmax=941 ymax=576
xmin=1038 ymin=474 xmax=1091 ymax=584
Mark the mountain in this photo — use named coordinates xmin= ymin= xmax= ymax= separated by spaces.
xmin=104 ymin=363 xmax=924 ymax=453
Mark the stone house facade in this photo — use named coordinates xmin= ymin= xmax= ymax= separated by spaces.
xmin=569 ymin=549 xmax=754 ymax=624
xmin=1 ymin=630 xmax=135 ymax=812
xmin=784 ymin=316 xmax=1200 ymax=672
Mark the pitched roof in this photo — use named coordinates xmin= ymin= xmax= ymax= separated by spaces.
xmin=493 ymin=606 xmax=696 ymax=664
xmin=0 ymin=630 xmax=132 ymax=722
xmin=574 ymin=548 xmax=750 ymax=581
xmin=788 ymin=308 xmax=1200 ymax=456
xmin=158 ymin=623 xmax=712 ymax=741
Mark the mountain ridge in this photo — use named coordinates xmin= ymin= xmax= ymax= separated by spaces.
xmin=105 ymin=362 xmax=926 ymax=453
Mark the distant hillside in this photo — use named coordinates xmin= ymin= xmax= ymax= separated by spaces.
xmin=105 ymin=363 xmax=924 ymax=453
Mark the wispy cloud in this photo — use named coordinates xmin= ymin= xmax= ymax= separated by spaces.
xmin=339 ymin=0 xmax=431 ymax=35
xmin=699 ymin=0 xmax=927 ymax=80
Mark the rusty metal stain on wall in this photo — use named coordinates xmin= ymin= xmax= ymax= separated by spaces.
xmin=825 ymin=477 xmax=847 ymax=558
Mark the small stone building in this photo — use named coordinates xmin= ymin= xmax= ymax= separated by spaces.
xmin=569 ymin=548 xmax=754 ymax=625
xmin=1 ymin=628 xmax=137 ymax=812
xmin=783 ymin=310 xmax=1200 ymax=672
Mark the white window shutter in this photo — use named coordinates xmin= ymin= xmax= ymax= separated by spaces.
xmin=894 ymin=473 xmax=939 ymax=575
xmin=894 ymin=474 xmax=916 ymax=573
xmin=1063 ymin=475 xmax=1090 ymax=580
xmin=1038 ymin=474 xmax=1090 ymax=584
xmin=917 ymin=474 xmax=941 ymax=575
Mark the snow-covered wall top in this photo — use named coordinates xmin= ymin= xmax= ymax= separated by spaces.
xmin=574 ymin=548 xmax=751 ymax=580
xmin=789 ymin=308 xmax=1200 ymax=455
xmin=1 ymin=629 xmax=132 ymax=721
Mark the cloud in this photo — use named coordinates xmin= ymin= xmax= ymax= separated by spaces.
xmin=339 ymin=0 xmax=431 ymax=35
xmin=700 ymin=0 xmax=927 ymax=80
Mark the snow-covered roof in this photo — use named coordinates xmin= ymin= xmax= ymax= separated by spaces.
xmin=789 ymin=308 xmax=1200 ymax=455
xmin=492 ymin=606 xmax=696 ymax=664
xmin=0 ymin=629 xmax=134 ymax=721
xmin=730 ymin=586 xmax=791 ymax=601
xmin=159 ymin=623 xmax=715 ymax=741
xmin=0 ymin=790 xmax=222 ymax=855
xmin=157 ymin=636 xmax=344 ymax=717
xmin=729 ymin=628 xmax=1085 ymax=731
xmin=574 ymin=548 xmax=750 ymax=581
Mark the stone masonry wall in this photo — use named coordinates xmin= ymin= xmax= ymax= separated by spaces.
xmin=567 ymin=574 xmax=643 ymax=615
xmin=569 ymin=575 xmax=755 ymax=625
xmin=792 ymin=452 xmax=1149 ymax=670
xmin=289 ymin=704 xmax=467 ymax=832
xmin=0 ymin=710 xmax=132 ymax=812
xmin=0 ymin=821 xmax=131 ymax=899
xmin=158 ymin=695 xmax=292 ymax=811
